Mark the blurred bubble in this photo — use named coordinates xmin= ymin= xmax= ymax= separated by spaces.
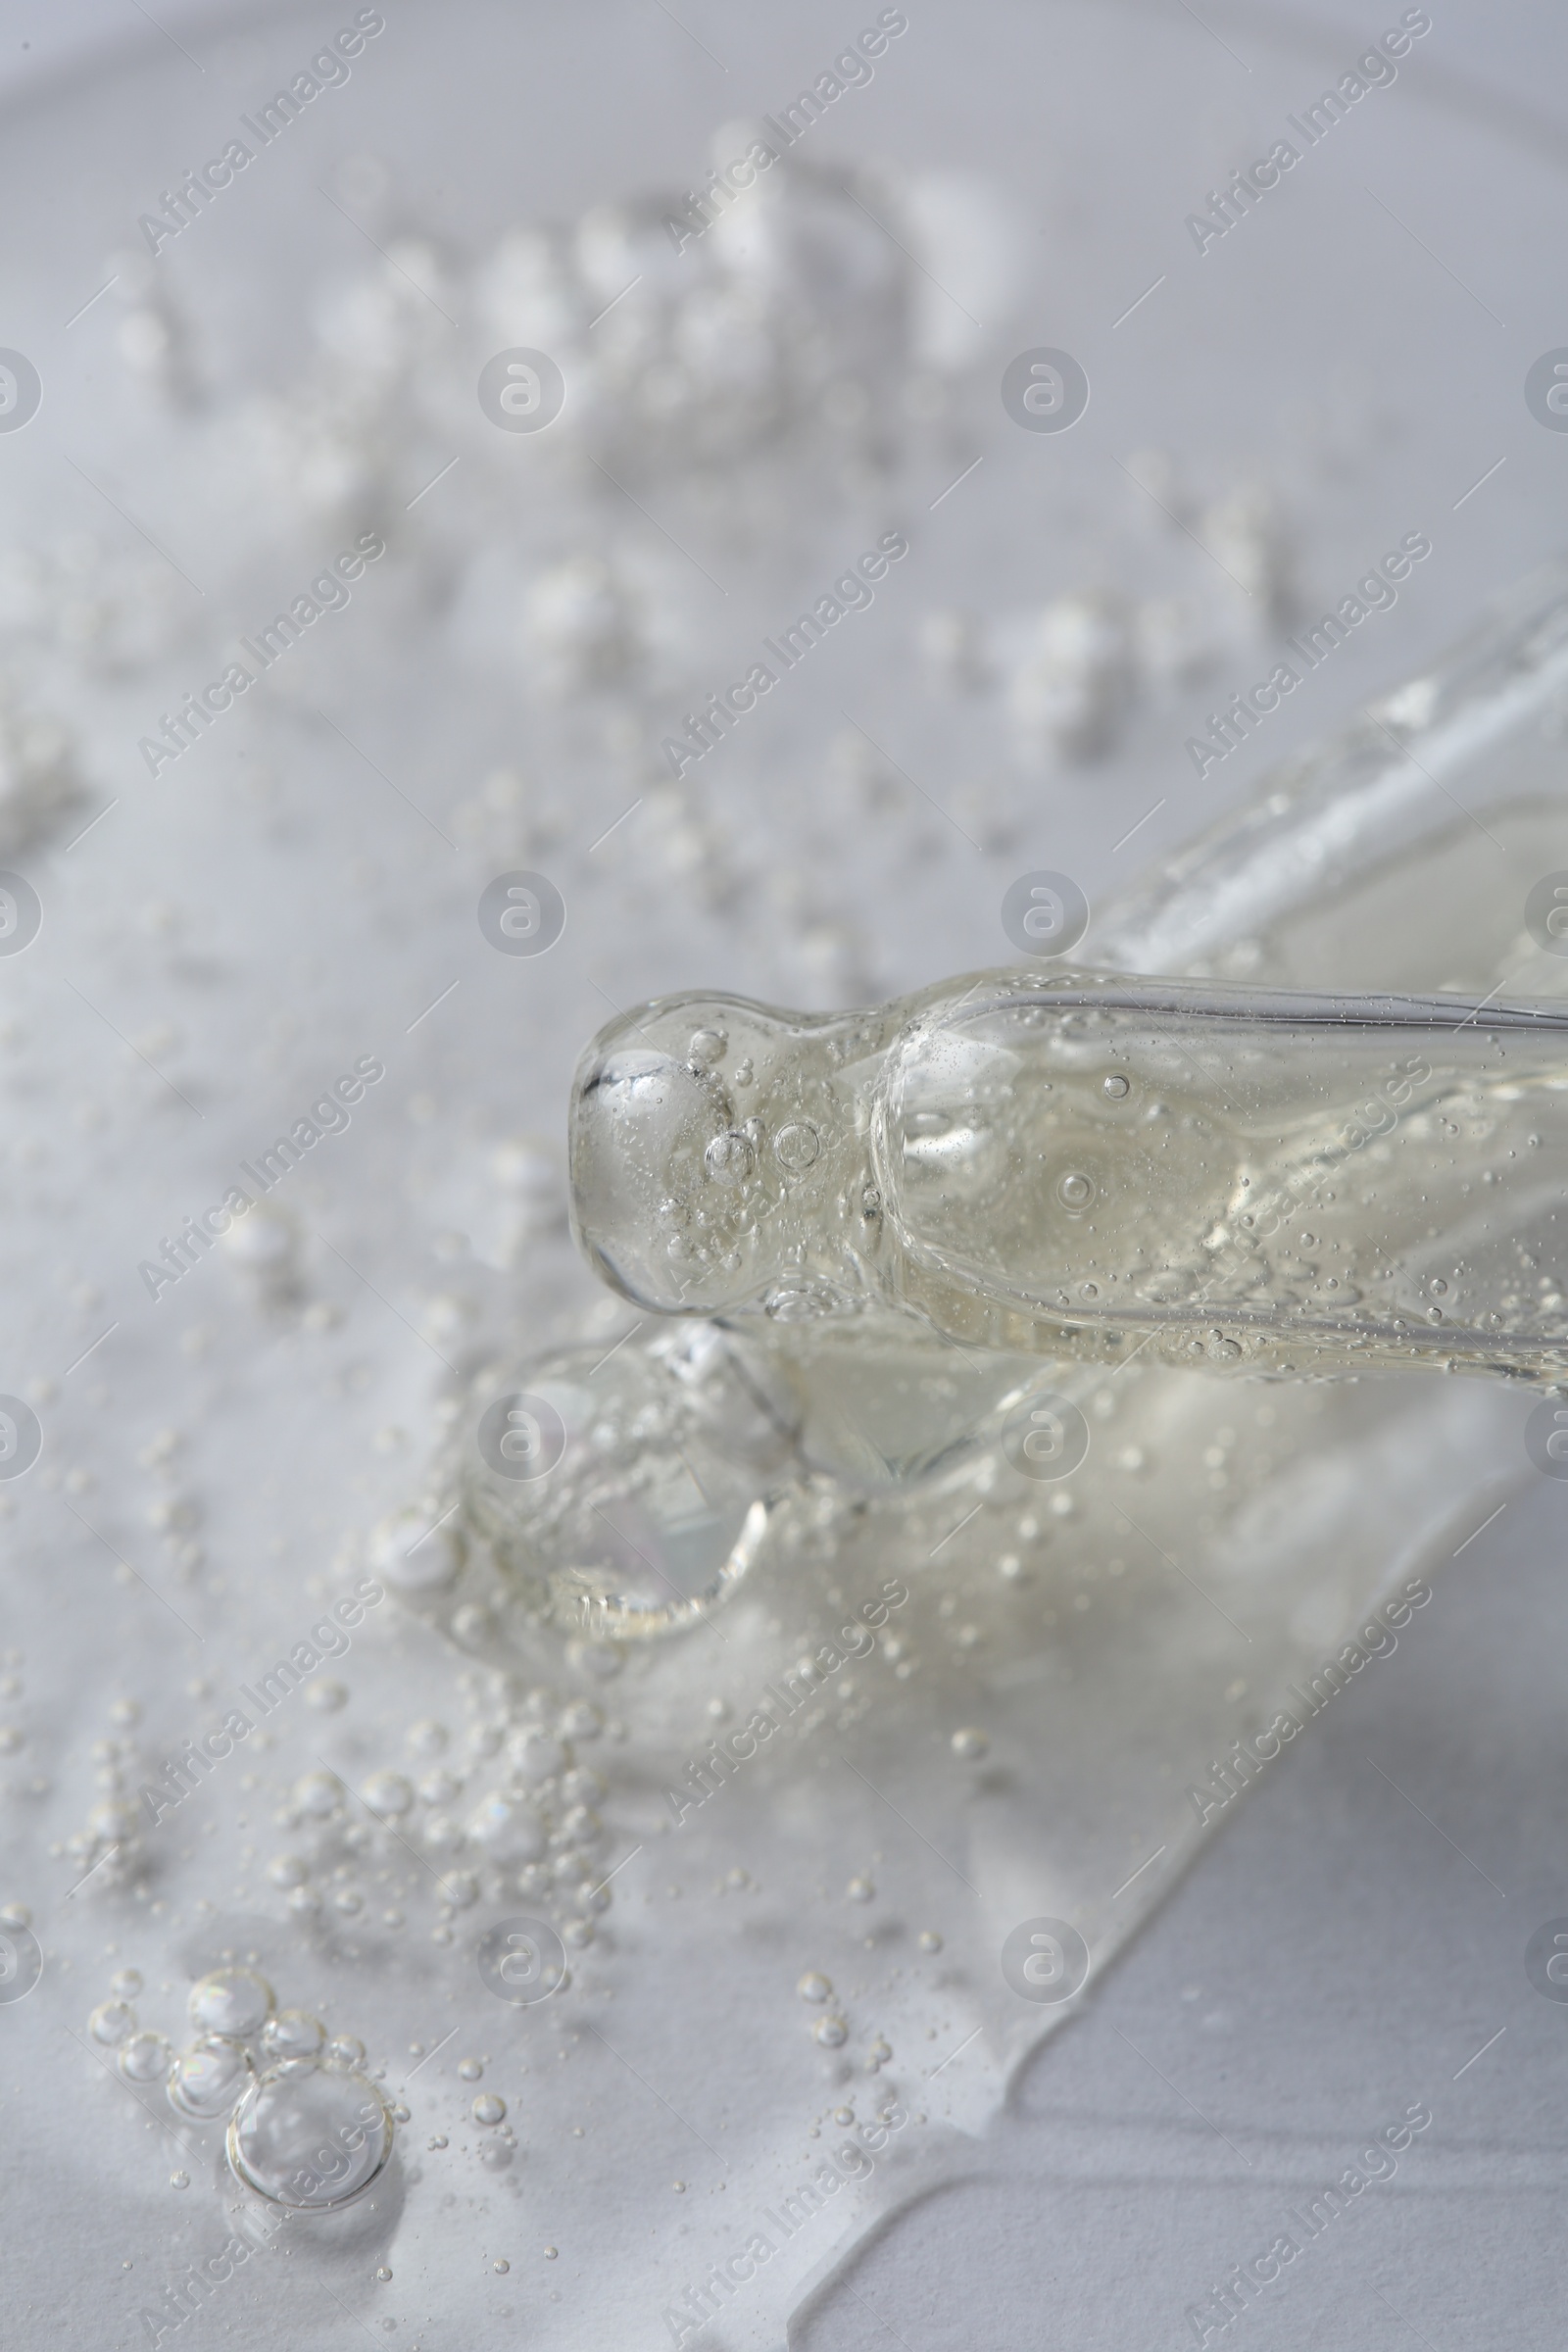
xmin=119 ymin=2032 xmax=172 ymax=2082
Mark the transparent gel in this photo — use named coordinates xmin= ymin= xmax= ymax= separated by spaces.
xmin=444 ymin=963 xmax=1568 ymax=1639
xmin=573 ymin=971 xmax=1568 ymax=1381
xmin=389 ymin=575 xmax=1568 ymax=2352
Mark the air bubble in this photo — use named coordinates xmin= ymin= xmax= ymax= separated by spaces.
xmin=362 ymin=1771 xmax=415 ymax=1819
xmin=120 ymin=2033 xmax=172 ymax=2083
xmin=227 ymin=2060 xmax=394 ymax=2210
xmin=368 ymin=1507 xmax=464 ymax=1596
xmin=704 ymin=1132 xmax=754 ymax=1185
xmin=467 ymin=1793 xmax=546 ymax=1864
xmin=168 ymin=2035 xmax=255 ymax=2121
xmin=509 ymin=1728 xmax=567 ymax=1782
xmin=294 ymin=1771 xmax=342 ymax=1818
xmin=261 ymin=2011 xmax=325 ymax=2062
xmin=773 ymin=1120 xmax=820 ymax=1173
xmin=189 ymin=1967 xmax=273 ymax=2038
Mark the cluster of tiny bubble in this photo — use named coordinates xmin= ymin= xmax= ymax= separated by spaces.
xmin=57 ymin=1696 xmax=149 ymax=1894
xmin=270 ymin=1689 xmax=612 ymax=1953
xmin=88 ymin=1963 xmax=393 ymax=2209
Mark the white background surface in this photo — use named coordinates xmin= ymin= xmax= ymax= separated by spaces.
xmin=3 ymin=6 xmax=1567 ymax=2347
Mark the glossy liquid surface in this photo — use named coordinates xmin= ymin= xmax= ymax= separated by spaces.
xmin=571 ymin=973 xmax=1568 ymax=1381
